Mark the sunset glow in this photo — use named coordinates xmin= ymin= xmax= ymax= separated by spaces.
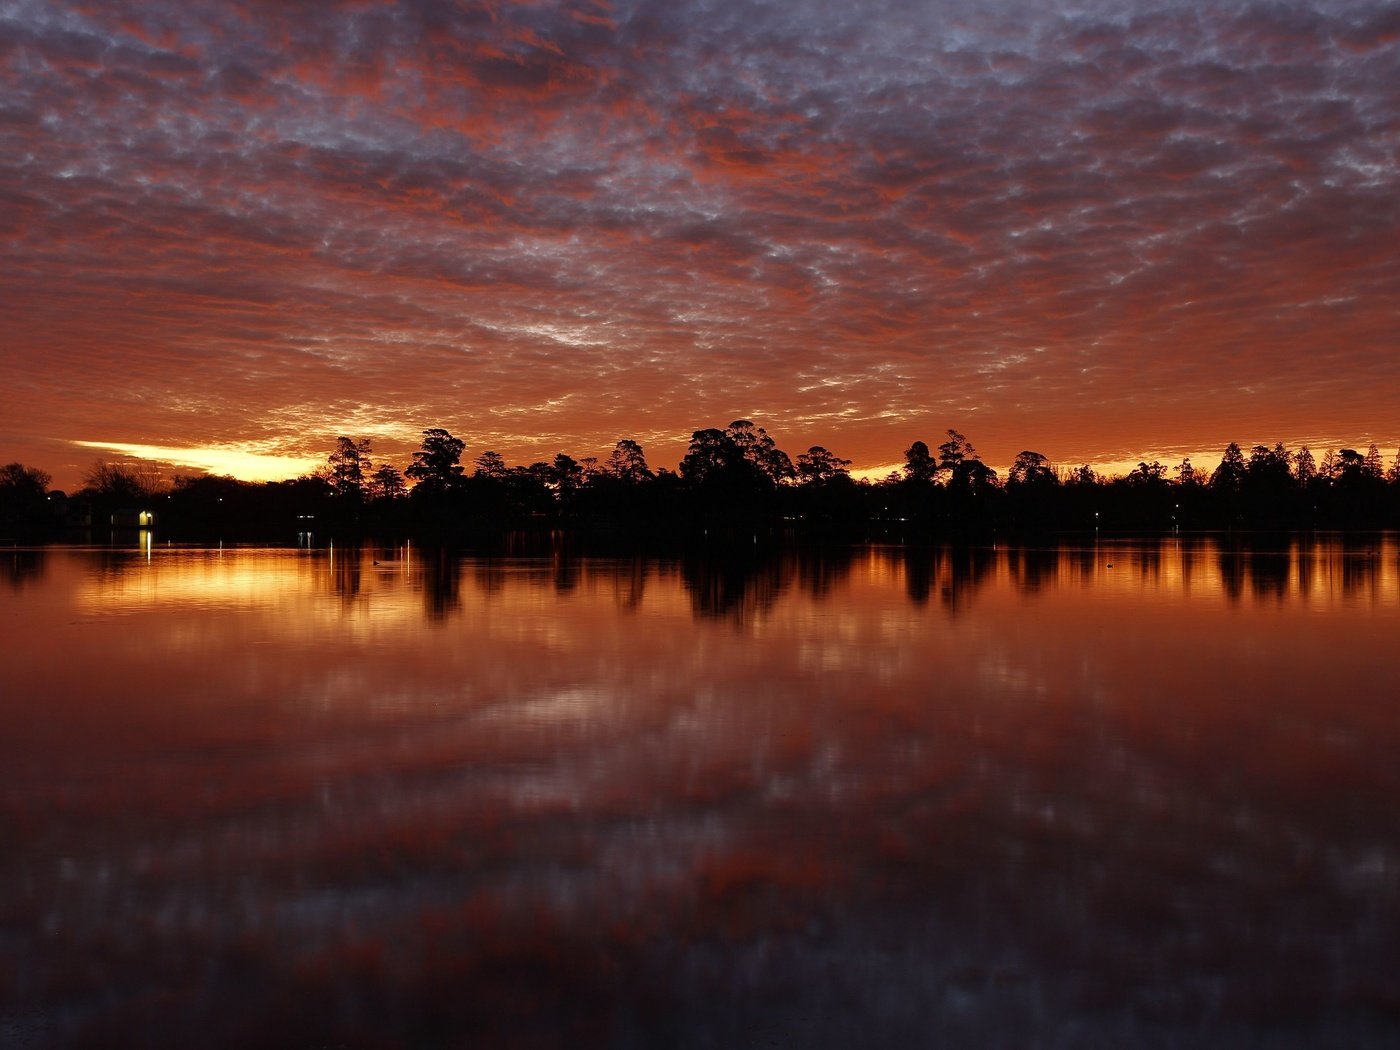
xmin=70 ymin=441 xmax=321 ymax=482
xmin=3 ymin=0 xmax=1398 ymax=487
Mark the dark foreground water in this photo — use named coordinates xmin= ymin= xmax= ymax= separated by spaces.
xmin=2 ymin=538 xmax=1399 ymax=1048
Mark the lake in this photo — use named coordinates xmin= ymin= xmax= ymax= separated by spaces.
xmin=2 ymin=538 xmax=1399 ymax=1047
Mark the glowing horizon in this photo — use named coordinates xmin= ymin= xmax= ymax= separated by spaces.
xmin=70 ymin=441 xmax=322 ymax=484
xmin=61 ymin=439 xmax=1376 ymax=492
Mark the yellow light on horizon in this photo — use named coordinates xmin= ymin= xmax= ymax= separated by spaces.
xmin=71 ymin=440 xmax=320 ymax=482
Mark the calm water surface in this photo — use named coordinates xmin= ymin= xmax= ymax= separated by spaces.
xmin=2 ymin=539 xmax=1399 ymax=1047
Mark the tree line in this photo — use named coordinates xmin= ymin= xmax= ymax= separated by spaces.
xmin=4 ymin=422 xmax=1400 ymax=542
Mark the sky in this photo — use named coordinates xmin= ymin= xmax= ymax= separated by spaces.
xmin=2 ymin=0 xmax=1398 ymax=489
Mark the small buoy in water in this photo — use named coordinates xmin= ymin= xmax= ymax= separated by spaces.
xmin=1106 ymin=563 xmax=1113 ymax=568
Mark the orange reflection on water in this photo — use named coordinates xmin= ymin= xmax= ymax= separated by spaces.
xmin=2 ymin=539 xmax=1399 ymax=1045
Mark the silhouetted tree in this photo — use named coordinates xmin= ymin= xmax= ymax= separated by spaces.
xmin=1247 ymin=443 xmax=1291 ymax=482
xmin=83 ymin=459 xmax=165 ymax=502
xmin=1126 ymin=461 xmax=1168 ymax=486
xmin=1328 ymin=447 xmax=1385 ymax=525
xmin=677 ymin=427 xmax=777 ymax=530
xmin=369 ymin=463 xmax=406 ymax=501
xmin=680 ymin=429 xmax=746 ymax=483
xmin=1003 ymin=451 xmax=1058 ymax=530
xmin=1335 ymin=448 xmax=1366 ymax=481
xmin=937 ymin=446 xmax=1000 ymax=534
xmin=1364 ymin=444 xmax=1385 ymax=478
xmin=605 ymin=439 xmax=652 ymax=482
xmin=1210 ymin=442 xmax=1247 ymax=493
xmin=1241 ymin=442 xmax=1295 ymax=525
xmin=1175 ymin=458 xmax=1202 ymax=486
xmin=795 ymin=446 xmax=851 ymax=485
xmin=1058 ymin=465 xmax=1102 ymax=530
xmin=0 ymin=462 xmax=54 ymax=537
xmin=1007 ymin=451 xmax=1054 ymax=487
xmin=903 ymin=441 xmax=937 ymax=483
xmin=327 ymin=436 xmax=371 ymax=500
xmin=405 ymin=428 xmax=465 ymax=493
xmin=936 ymin=429 xmax=977 ymax=475
xmin=550 ymin=454 xmax=585 ymax=506
xmin=1295 ymin=446 xmax=1317 ymax=486
xmin=509 ymin=463 xmax=556 ymax=517
xmin=948 ymin=459 xmax=998 ymax=494
xmin=474 ymin=450 xmax=508 ymax=479
xmin=0 ymin=462 xmax=50 ymax=501
xmin=726 ymin=420 xmax=793 ymax=484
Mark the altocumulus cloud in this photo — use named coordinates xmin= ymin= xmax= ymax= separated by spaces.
xmin=1 ymin=0 xmax=1398 ymax=483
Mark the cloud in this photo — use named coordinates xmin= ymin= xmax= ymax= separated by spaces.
xmin=2 ymin=0 xmax=1398 ymax=485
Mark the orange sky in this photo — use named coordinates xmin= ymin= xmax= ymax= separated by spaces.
xmin=2 ymin=0 xmax=1398 ymax=489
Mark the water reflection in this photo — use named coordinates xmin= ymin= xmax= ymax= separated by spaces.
xmin=551 ymin=547 xmax=580 ymax=593
xmin=795 ymin=546 xmax=856 ymax=598
xmin=901 ymin=544 xmax=935 ymax=605
xmin=1 ymin=547 xmax=46 ymax=589
xmin=1248 ymin=546 xmax=1291 ymax=602
xmin=420 ymin=547 xmax=463 ymax=620
xmin=680 ymin=551 xmax=789 ymax=621
xmin=2 ymin=539 xmax=1399 ymax=1046
xmin=1006 ymin=544 xmax=1058 ymax=594
xmin=940 ymin=544 xmax=998 ymax=613
xmin=612 ymin=558 xmax=649 ymax=611
xmin=1134 ymin=539 xmax=1162 ymax=582
xmin=471 ymin=554 xmax=508 ymax=598
xmin=1179 ymin=535 xmax=1203 ymax=593
xmin=1335 ymin=535 xmax=1385 ymax=601
xmin=324 ymin=542 xmax=365 ymax=600
xmin=1218 ymin=539 xmax=1249 ymax=603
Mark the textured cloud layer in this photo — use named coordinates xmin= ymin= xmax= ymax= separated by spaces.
xmin=2 ymin=0 xmax=1397 ymax=483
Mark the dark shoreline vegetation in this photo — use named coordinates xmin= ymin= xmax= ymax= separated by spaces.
xmin=5 ymin=423 xmax=1400 ymax=544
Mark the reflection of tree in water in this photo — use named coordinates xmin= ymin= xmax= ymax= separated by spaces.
xmin=795 ymin=547 xmax=855 ymax=599
xmin=902 ymin=546 xmax=935 ymax=605
xmin=1 ymin=549 xmax=46 ymax=590
xmin=1216 ymin=541 xmax=1247 ymax=604
xmin=325 ymin=546 xmax=364 ymax=601
xmin=681 ymin=551 xmax=792 ymax=622
xmin=419 ymin=551 xmax=463 ymax=621
xmin=1295 ymin=538 xmax=1318 ymax=598
xmin=612 ymin=558 xmax=649 ymax=611
xmin=552 ymin=550 xmax=580 ymax=594
xmin=1006 ymin=547 xmax=1057 ymax=595
xmin=1247 ymin=547 xmax=1290 ymax=602
xmin=901 ymin=545 xmax=997 ymax=611
xmin=1335 ymin=534 xmax=1380 ymax=599
xmin=93 ymin=549 xmax=137 ymax=582
xmin=940 ymin=546 xmax=997 ymax=615
xmin=1063 ymin=545 xmax=1098 ymax=589
xmin=1133 ymin=543 xmax=1162 ymax=583
xmin=1178 ymin=536 xmax=1207 ymax=593
xmin=473 ymin=559 xmax=507 ymax=596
